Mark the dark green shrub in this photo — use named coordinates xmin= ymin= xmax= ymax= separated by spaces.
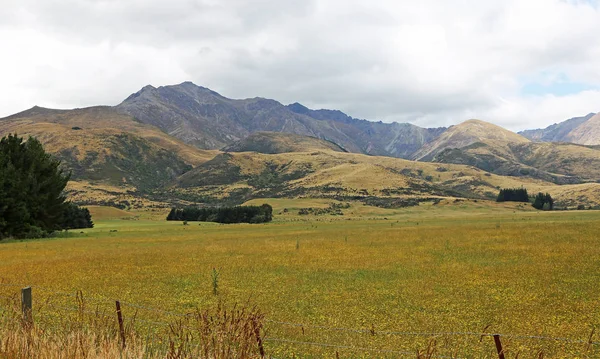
xmin=0 ymin=134 xmax=93 ymax=239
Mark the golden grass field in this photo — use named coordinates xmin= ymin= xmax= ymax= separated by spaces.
xmin=1 ymin=201 xmax=600 ymax=358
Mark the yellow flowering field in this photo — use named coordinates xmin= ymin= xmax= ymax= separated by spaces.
xmin=1 ymin=202 xmax=599 ymax=358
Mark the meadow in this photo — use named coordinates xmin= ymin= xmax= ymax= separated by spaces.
xmin=1 ymin=200 xmax=599 ymax=358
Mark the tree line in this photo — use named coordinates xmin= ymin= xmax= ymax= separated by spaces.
xmin=0 ymin=134 xmax=93 ymax=239
xmin=496 ymin=187 xmax=553 ymax=210
xmin=496 ymin=188 xmax=529 ymax=202
xmin=167 ymin=204 xmax=273 ymax=224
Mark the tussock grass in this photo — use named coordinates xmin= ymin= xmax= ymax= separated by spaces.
xmin=1 ymin=204 xmax=600 ymax=357
xmin=0 ymin=296 xmax=264 ymax=359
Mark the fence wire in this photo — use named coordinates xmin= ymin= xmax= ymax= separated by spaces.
xmin=1 ymin=285 xmax=599 ymax=358
xmin=264 ymin=337 xmax=460 ymax=359
xmin=265 ymin=319 xmax=600 ymax=346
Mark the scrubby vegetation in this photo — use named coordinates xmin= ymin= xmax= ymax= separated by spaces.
xmin=167 ymin=204 xmax=273 ymax=223
xmin=0 ymin=297 xmax=264 ymax=359
xmin=298 ymin=202 xmax=351 ymax=216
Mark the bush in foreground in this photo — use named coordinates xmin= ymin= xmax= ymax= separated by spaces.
xmin=0 ymin=134 xmax=93 ymax=239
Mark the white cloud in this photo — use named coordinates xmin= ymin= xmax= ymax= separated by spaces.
xmin=483 ymin=90 xmax=600 ymax=131
xmin=0 ymin=0 xmax=599 ymax=131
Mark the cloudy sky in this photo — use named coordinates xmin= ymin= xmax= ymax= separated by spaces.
xmin=1 ymin=0 xmax=599 ymax=131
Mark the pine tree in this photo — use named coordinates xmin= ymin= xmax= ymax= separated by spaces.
xmin=0 ymin=134 xmax=90 ymax=239
xmin=61 ymin=203 xmax=93 ymax=229
xmin=496 ymin=188 xmax=529 ymax=202
xmin=532 ymin=192 xmax=553 ymax=210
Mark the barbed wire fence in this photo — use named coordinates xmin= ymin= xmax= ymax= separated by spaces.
xmin=1 ymin=283 xmax=598 ymax=358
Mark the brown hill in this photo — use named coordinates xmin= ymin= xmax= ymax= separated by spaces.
xmin=222 ymin=132 xmax=347 ymax=154
xmin=434 ymin=140 xmax=600 ymax=184
xmin=169 ymin=149 xmax=587 ymax=207
xmin=0 ymin=106 xmax=218 ymax=191
xmin=412 ymin=119 xmax=530 ymax=161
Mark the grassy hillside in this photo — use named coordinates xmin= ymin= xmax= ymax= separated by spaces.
xmin=166 ymin=149 xmax=600 ymax=207
xmin=0 ymin=106 xmax=219 ymax=198
xmin=1 ymin=106 xmax=217 ymax=165
xmin=435 ymin=140 xmax=600 ymax=185
xmin=1 ymin=121 xmax=191 ymax=190
xmin=2 ymin=105 xmax=600 ymax=209
xmin=412 ymin=119 xmax=529 ymax=161
xmin=222 ymin=131 xmax=347 ymax=154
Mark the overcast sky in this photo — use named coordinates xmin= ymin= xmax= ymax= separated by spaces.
xmin=1 ymin=0 xmax=599 ymax=131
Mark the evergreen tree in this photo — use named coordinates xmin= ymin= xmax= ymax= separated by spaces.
xmin=532 ymin=193 xmax=544 ymax=210
xmin=61 ymin=203 xmax=93 ymax=230
xmin=532 ymin=192 xmax=553 ymax=210
xmin=166 ymin=208 xmax=177 ymax=221
xmin=496 ymin=188 xmax=529 ymax=202
xmin=166 ymin=204 xmax=273 ymax=224
xmin=0 ymin=134 xmax=92 ymax=239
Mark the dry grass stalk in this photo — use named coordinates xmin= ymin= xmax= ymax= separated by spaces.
xmin=0 ymin=297 xmax=264 ymax=359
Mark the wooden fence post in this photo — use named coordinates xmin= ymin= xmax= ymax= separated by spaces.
xmin=253 ymin=319 xmax=265 ymax=358
xmin=493 ymin=334 xmax=505 ymax=359
xmin=586 ymin=327 xmax=596 ymax=352
xmin=21 ymin=286 xmax=32 ymax=326
xmin=115 ymin=300 xmax=126 ymax=349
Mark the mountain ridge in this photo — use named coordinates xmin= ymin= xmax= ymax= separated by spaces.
xmin=114 ymin=81 xmax=446 ymax=159
xmin=519 ymin=112 xmax=598 ymax=144
xmin=2 ymin=81 xmax=600 ymax=209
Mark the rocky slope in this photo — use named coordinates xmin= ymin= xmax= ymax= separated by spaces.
xmin=519 ymin=113 xmax=598 ymax=144
xmin=115 ymin=82 xmax=445 ymax=159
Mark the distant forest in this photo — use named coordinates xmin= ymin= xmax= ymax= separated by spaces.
xmin=496 ymin=188 xmax=529 ymax=202
xmin=167 ymin=204 xmax=273 ymax=224
xmin=496 ymin=188 xmax=554 ymax=210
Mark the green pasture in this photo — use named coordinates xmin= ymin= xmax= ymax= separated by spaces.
xmin=1 ymin=201 xmax=599 ymax=357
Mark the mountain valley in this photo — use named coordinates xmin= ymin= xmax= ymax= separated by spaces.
xmin=1 ymin=81 xmax=599 ymax=210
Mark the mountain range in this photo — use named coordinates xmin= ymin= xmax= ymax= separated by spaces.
xmin=519 ymin=113 xmax=600 ymax=144
xmin=114 ymin=82 xmax=446 ymax=159
xmin=1 ymin=81 xmax=599 ymax=209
